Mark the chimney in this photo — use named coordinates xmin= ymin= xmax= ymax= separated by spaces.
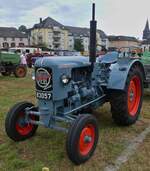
xmin=40 ymin=18 xmax=42 ymax=23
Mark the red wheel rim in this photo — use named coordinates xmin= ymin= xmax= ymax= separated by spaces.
xmin=16 ymin=112 xmax=34 ymax=136
xmin=79 ymin=124 xmax=95 ymax=156
xmin=17 ymin=68 xmax=25 ymax=77
xmin=128 ymin=76 xmax=141 ymax=116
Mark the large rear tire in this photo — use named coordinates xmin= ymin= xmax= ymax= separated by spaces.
xmin=66 ymin=114 xmax=99 ymax=165
xmin=110 ymin=66 xmax=143 ymax=126
xmin=5 ymin=102 xmax=38 ymax=141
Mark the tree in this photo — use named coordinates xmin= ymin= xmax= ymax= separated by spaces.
xmin=74 ymin=39 xmax=84 ymax=52
xmin=18 ymin=25 xmax=27 ymax=33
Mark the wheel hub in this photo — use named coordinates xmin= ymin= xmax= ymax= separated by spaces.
xmin=18 ymin=117 xmax=27 ymax=127
xmin=84 ymin=135 xmax=92 ymax=143
xmin=129 ymin=90 xmax=134 ymax=102
xmin=16 ymin=112 xmax=34 ymax=136
xmin=79 ymin=124 xmax=95 ymax=156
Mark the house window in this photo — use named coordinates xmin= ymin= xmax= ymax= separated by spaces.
xmin=11 ymin=43 xmax=15 ymax=47
xmin=26 ymin=49 xmax=30 ymax=53
xmin=19 ymin=43 xmax=24 ymax=47
xmin=20 ymin=38 xmax=23 ymax=41
xmin=3 ymin=37 xmax=7 ymax=41
xmin=12 ymin=38 xmax=15 ymax=41
xmin=3 ymin=42 xmax=9 ymax=48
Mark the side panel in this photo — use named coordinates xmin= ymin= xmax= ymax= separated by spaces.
xmin=52 ymin=67 xmax=72 ymax=101
xmin=107 ymin=59 xmax=145 ymax=90
xmin=0 ymin=52 xmax=20 ymax=64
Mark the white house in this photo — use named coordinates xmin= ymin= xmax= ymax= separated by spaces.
xmin=0 ymin=27 xmax=28 ymax=49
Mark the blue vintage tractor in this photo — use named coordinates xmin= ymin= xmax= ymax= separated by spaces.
xmin=5 ymin=4 xmax=146 ymax=164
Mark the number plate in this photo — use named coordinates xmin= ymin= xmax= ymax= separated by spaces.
xmin=36 ymin=91 xmax=52 ymax=100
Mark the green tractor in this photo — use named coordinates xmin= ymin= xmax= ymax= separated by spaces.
xmin=0 ymin=52 xmax=27 ymax=77
xmin=118 ymin=47 xmax=150 ymax=86
xmin=141 ymin=51 xmax=150 ymax=64
xmin=141 ymin=51 xmax=150 ymax=84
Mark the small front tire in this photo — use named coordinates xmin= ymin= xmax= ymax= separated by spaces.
xmin=5 ymin=102 xmax=38 ymax=141
xmin=66 ymin=114 xmax=99 ymax=165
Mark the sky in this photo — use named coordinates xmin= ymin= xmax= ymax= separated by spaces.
xmin=0 ymin=0 xmax=149 ymax=39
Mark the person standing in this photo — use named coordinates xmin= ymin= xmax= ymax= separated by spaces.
xmin=97 ymin=47 xmax=108 ymax=62
xmin=20 ymin=51 xmax=27 ymax=66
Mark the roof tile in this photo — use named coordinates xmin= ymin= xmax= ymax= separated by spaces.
xmin=0 ymin=27 xmax=27 ymax=38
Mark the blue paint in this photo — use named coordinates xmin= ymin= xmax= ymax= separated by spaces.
xmin=28 ymin=54 xmax=145 ymax=130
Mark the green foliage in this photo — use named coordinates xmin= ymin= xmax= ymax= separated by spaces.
xmin=18 ymin=25 xmax=27 ymax=33
xmin=74 ymin=39 xmax=84 ymax=52
xmin=36 ymin=42 xmax=47 ymax=47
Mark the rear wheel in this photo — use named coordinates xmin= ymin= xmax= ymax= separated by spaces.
xmin=66 ymin=114 xmax=99 ymax=165
xmin=5 ymin=102 xmax=38 ymax=141
xmin=14 ymin=65 xmax=27 ymax=78
xmin=1 ymin=70 xmax=11 ymax=76
xmin=110 ymin=66 xmax=143 ymax=126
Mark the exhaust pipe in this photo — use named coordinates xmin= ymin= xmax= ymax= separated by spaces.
xmin=89 ymin=3 xmax=97 ymax=71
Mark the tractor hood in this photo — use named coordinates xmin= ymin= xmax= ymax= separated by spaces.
xmin=35 ymin=56 xmax=91 ymax=69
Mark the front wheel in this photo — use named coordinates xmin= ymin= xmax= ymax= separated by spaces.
xmin=5 ymin=102 xmax=38 ymax=141
xmin=110 ymin=66 xmax=143 ymax=126
xmin=66 ymin=114 xmax=99 ymax=165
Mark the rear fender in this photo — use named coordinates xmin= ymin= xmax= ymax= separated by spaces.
xmin=107 ymin=59 xmax=146 ymax=90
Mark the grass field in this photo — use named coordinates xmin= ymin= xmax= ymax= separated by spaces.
xmin=120 ymin=134 xmax=150 ymax=171
xmin=0 ymin=70 xmax=150 ymax=171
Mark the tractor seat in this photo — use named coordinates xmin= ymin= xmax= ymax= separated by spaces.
xmin=99 ymin=52 xmax=118 ymax=64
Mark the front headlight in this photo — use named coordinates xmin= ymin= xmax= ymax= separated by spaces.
xmin=61 ymin=74 xmax=70 ymax=84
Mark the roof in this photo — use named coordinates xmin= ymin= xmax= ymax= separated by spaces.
xmin=65 ymin=26 xmax=89 ymax=37
xmin=144 ymin=19 xmax=150 ymax=31
xmin=142 ymin=39 xmax=150 ymax=44
xmin=33 ymin=17 xmax=64 ymax=29
xmin=108 ymin=35 xmax=138 ymax=42
xmin=65 ymin=26 xmax=107 ymax=39
xmin=0 ymin=27 xmax=27 ymax=38
xmin=97 ymin=30 xmax=108 ymax=39
xmin=143 ymin=20 xmax=150 ymax=40
xmin=32 ymin=17 xmax=107 ymax=39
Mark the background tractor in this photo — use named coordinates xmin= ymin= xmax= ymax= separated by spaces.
xmin=141 ymin=51 xmax=150 ymax=84
xmin=0 ymin=51 xmax=27 ymax=77
xmin=5 ymin=4 xmax=146 ymax=164
xmin=117 ymin=46 xmax=150 ymax=86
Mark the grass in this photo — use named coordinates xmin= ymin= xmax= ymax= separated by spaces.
xmin=120 ymin=134 xmax=150 ymax=171
xmin=0 ymin=70 xmax=150 ymax=171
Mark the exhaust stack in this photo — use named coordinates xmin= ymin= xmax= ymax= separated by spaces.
xmin=89 ymin=3 xmax=97 ymax=70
